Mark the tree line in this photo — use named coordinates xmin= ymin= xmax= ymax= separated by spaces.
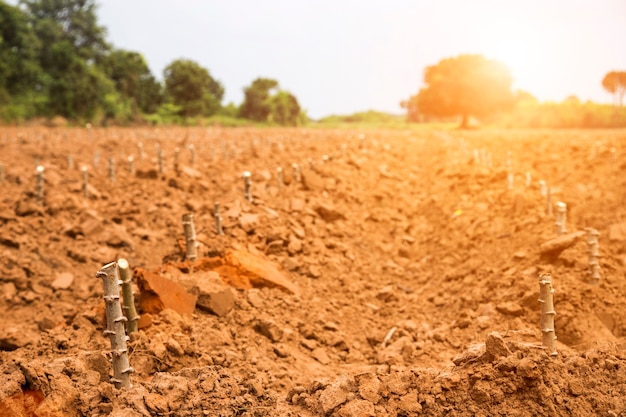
xmin=402 ymin=55 xmax=626 ymax=128
xmin=0 ymin=0 xmax=304 ymax=125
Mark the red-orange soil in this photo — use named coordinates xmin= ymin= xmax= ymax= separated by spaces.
xmin=1 ymin=127 xmax=625 ymax=416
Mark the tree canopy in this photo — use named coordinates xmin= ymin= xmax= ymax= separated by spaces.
xmin=602 ymin=71 xmax=626 ymax=107
xmin=239 ymin=78 xmax=302 ymax=126
xmin=163 ymin=59 xmax=224 ymax=118
xmin=405 ymin=54 xmax=514 ymax=128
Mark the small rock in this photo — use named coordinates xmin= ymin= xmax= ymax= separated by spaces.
xmin=314 ymin=203 xmax=346 ymax=223
xmin=165 ymin=338 xmax=185 ymax=356
xmin=609 ymin=222 xmax=626 ymax=241
xmin=302 ymin=170 xmax=325 ymax=191
xmin=2 ymin=282 xmax=17 ymax=301
xmin=189 ymin=272 xmax=235 ymax=317
xmin=51 ymin=272 xmax=74 ymax=290
xmin=495 ymin=302 xmax=524 ymax=317
xmin=516 ymin=357 xmax=541 ymax=379
xmin=136 ymin=169 xmax=159 ymax=179
xmin=14 ymin=200 xmax=43 ymax=217
xmin=356 ymin=373 xmax=381 ymax=404
xmin=338 ymin=399 xmax=376 ymax=417
xmin=239 ymin=213 xmax=259 ymax=233
xmin=312 ymin=347 xmax=331 ymax=365
xmin=539 ymin=231 xmax=585 ymax=255
xmin=247 ymin=289 xmax=264 ymax=308
xmin=318 ymin=377 xmax=350 ymax=413
xmin=287 ymin=237 xmax=303 ymax=255
xmin=136 ymin=268 xmax=197 ymax=316
xmin=181 ymin=166 xmax=201 ymax=178
xmin=254 ymin=319 xmax=283 ymax=342
xmin=452 ymin=343 xmax=485 ymax=366
xmin=290 ymin=198 xmax=306 ymax=212
xmin=376 ymin=286 xmax=399 ymax=303
xmin=485 ymin=332 xmax=511 ymax=359
xmin=397 ymin=390 xmax=421 ymax=413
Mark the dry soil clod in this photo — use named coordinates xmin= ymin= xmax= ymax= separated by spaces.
xmin=538 ymin=273 xmax=558 ymax=357
xmin=118 ymin=258 xmax=139 ymax=334
xmin=95 ymin=261 xmax=133 ymax=389
xmin=539 ymin=180 xmax=547 ymax=196
xmin=182 ymin=213 xmax=198 ymax=261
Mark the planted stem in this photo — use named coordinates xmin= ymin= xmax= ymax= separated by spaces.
xmin=95 ymin=261 xmax=133 ymax=389
xmin=189 ymin=144 xmax=196 ymax=165
xmin=108 ymin=157 xmax=115 ymax=183
xmin=117 ymin=258 xmax=140 ymax=334
xmin=35 ymin=165 xmax=44 ymax=205
xmin=585 ymin=228 xmax=601 ymax=285
xmin=0 ymin=162 xmax=5 ymax=184
xmin=81 ymin=166 xmax=89 ymax=198
xmin=158 ymin=148 xmax=164 ymax=174
xmin=128 ymin=156 xmax=135 ymax=175
xmin=243 ymin=171 xmax=252 ymax=202
xmin=214 ymin=202 xmax=224 ymax=236
xmin=538 ymin=273 xmax=558 ymax=356
xmin=182 ymin=213 xmax=198 ymax=260
xmin=292 ymin=163 xmax=301 ymax=183
xmin=277 ymin=167 xmax=284 ymax=190
xmin=555 ymin=202 xmax=567 ymax=234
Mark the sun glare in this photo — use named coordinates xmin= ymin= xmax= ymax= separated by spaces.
xmin=482 ymin=19 xmax=552 ymax=98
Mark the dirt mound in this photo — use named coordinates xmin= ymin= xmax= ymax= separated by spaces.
xmin=1 ymin=127 xmax=625 ymax=416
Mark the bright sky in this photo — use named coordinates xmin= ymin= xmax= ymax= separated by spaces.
xmin=14 ymin=0 xmax=626 ymax=118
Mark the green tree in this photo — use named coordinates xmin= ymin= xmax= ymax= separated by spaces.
xmin=0 ymin=1 xmax=44 ymax=120
xmin=602 ymin=71 xmax=626 ymax=107
xmin=239 ymin=77 xmax=278 ymax=122
xmin=239 ymin=77 xmax=303 ymax=125
xmin=20 ymin=0 xmax=113 ymax=120
xmin=163 ymin=59 xmax=223 ymax=118
xmin=20 ymin=0 xmax=109 ymax=60
xmin=100 ymin=49 xmax=162 ymax=114
xmin=269 ymin=90 xmax=301 ymax=126
xmin=406 ymin=54 xmax=514 ymax=128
